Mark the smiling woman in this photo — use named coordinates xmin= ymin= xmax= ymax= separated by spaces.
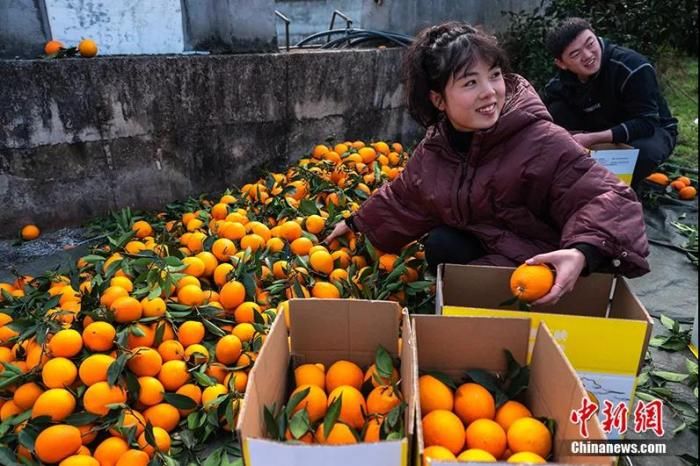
xmin=324 ymin=21 xmax=652 ymax=305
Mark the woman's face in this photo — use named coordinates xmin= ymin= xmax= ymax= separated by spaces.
xmin=431 ymin=58 xmax=506 ymax=131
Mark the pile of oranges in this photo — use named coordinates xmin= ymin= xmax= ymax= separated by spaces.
xmin=271 ymin=349 xmax=404 ymax=445
xmin=0 ymin=140 xmax=431 ymax=464
xmin=645 ymin=172 xmax=697 ymax=200
xmin=419 ymin=374 xmax=553 ymax=464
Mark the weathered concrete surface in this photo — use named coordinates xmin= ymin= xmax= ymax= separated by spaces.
xmin=0 ymin=0 xmax=50 ymax=59
xmin=182 ymin=0 xmax=277 ymax=53
xmin=0 ymin=48 xmax=421 ymax=237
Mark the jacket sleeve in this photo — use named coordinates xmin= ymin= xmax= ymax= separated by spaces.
xmin=542 ymin=125 xmax=650 ymax=277
xmin=610 ymin=64 xmax=660 ymax=143
xmin=541 ymin=77 xmax=586 ymax=131
xmin=353 ymin=148 xmax=438 ymax=253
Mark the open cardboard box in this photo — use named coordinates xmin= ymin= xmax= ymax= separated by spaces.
xmin=589 ymin=143 xmax=639 ymax=185
xmin=237 ymin=298 xmax=416 ymax=466
xmin=436 ymin=264 xmax=653 ymax=439
xmin=412 ymin=315 xmax=614 ymax=465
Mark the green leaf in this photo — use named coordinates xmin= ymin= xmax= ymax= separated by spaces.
xmin=505 ymin=366 xmax=530 ymax=401
xmin=130 ymin=324 xmax=146 ymax=337
xmin=163 ymin=392 xmax=198 ymax=410
xmin=285 ymin=386 xmax=310 ymax=418
xmin=204 ymin=449 xmax=224 ymax=466
xmin=241 ymin=273 xmax=257 ymax=301
xmin=202 ymin=318 xmax=226 ymax=338
xmin=464 ymin=369 xmax=500 ymax=393
xmin=263 ymin=405 xmax=281 ymax=440
xmin=499 ymin=296 xmax=519 ymax=307
xmin=651 ymin=370 xmax=689 ymax=383
xmin=65 ymin=412 xmax=101 ymax=426
xmin=107 ymin=352 xmax=129 ymax=386
xmin=0 ymin=447 xmax=18 ymax=466
xmin=659 ymin=314 xmax=678 ymax=331
xmin=375 ymin=345 xmax=394 ymax=381
xmin=153 ymin=321 xmax=166 ymax=347
xmin=324 ymin=393 xmax=343 ymax=438
xmin=364 ymin=236 xmax=378 ymax=262
xmin=299 ymin=199 xmax=320 ymax=216
xmin=423 ymin=370 xmax=457 ymax=390
xmin=18 ymin=427 xmax=37 ymax=450
xmin=635 ymin=391 xmax=660 ymax=402
xmin=288 ymin=409 xmax=311 ymax=440
xmin=144 ymin=421 xmax=157 ymax=448
xmin=193 ymin=371 xmax=217 ymax=387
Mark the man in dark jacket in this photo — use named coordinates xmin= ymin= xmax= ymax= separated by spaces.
xmin=542 ymin=18 xmax=678 ymax=190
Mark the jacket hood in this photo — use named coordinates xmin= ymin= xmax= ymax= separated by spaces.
xmin=423 ymin=74 xmax=553 ymax=159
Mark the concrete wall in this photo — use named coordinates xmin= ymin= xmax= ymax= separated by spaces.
xmin=0 ymin=0 xmax=51 ymax=59
xmin=0 ymin=49 xmax=421 ymax=237
xmin=274 ymin=0 xmax=545 ymax=45
xmin=182 ymin=0 xmax=277 ymax=53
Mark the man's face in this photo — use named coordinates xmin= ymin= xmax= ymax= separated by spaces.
xmin=555 ymin=29 xmax=602 ymax=80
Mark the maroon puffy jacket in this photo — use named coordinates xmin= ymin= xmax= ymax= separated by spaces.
xmin=353 ymin=74 xmax=650 ymax=277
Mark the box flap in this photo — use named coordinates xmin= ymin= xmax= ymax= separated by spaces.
xmin=441 ymin=264 xmax=613 ymax=317
xmin=289 ymin=298 xmax=402 ymax=367
xmin=237 ymin=305 xmax=290 ymax=438
xmin=435 ymin=264 xmax=445 ymax=314
xmin=244 ymin=437 xmax=407 ymax=465
xmin=412 ymin=315 xmax=530 ymax=378
xmin=400 ymin=308 xmax=416 ymax=439
xmin=413 ymin=316 xmax=531 ymax=456
xmin=590 ymin=143 xmax=634 ymax=150
xmin=608 ymin=279 xmax=653 ymax=374
xmin=530 ymin=323 xmax=613 ymax=465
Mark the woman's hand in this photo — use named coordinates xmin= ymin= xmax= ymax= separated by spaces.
xmin=525 ymin=248 xmax=587 ymax=305
xmin=323 ymin=220 xmax=350 ymax=245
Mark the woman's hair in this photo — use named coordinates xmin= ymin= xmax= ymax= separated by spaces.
xmin=402 ymin=21 xmax=509 ymax=127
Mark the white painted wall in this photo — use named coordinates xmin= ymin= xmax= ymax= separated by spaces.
xmin=45 ymin=0 xmax=184 ymax=55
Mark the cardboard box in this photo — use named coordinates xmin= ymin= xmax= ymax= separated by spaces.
xmin=590 ymin=143 xmax=639 ymax=185
xmin=237 ymin=298 xmax=416 ymax=466
xmin=413 ymin=315 xmax=613 ymax=465
xmin=436 ymin=264 xmax=653 ymax=439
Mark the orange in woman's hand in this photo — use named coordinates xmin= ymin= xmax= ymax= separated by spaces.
xmin=509 ymin=264 xmax=554 ymax=302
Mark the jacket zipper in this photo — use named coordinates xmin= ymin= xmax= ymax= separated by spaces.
xmin=455 ymin=162 xmax=468 ymax=224
xmin=457 ymin=135 xmax=481 ymax=225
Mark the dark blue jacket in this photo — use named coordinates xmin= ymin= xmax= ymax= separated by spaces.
xmin=543 ymin=38 xmax=678 ymax=143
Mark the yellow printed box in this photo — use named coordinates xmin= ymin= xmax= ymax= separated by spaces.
xmin=589 ymin=143 xmax=639 ymax=186
xmin=436 ymin=264 xmax=653 ymax=439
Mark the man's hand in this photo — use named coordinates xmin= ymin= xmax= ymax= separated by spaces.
xmin=572 ymin=130 xmax=613 ymax=149
xmin=323 ymin=220 xmax=350 ymax=245
xmin=572 ymin=132 xmax=598 ymax=149
xmin=525 ymin=248 xmax=587 ymax=305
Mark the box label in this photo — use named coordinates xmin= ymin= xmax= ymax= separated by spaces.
xmin=578 ymin=371 xmax=638 ymax=440
xmin=590 ymin=148 xmax=639 ymax=185
xmin=244 ymin=437 xmax=407 ymax=466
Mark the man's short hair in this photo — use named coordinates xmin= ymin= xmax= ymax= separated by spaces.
xmin=545 ymin=17 xmax=594 ymax=58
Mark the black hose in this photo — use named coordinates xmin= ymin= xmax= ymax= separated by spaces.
xmin=296 ymin=28 xmax=413 ymax=48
